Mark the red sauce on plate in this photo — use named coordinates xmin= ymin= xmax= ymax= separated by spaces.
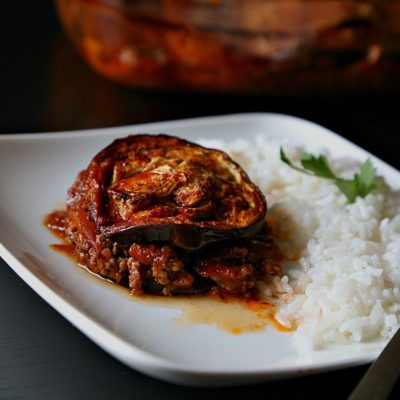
xmin=44 ymin=209 xmax=293 ymax=334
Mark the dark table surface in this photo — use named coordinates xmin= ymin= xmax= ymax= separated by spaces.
xmin=1 ymin=3 xmax=400 ymax=400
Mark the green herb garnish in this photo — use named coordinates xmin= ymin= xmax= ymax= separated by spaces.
xmin=280 ymin=148 xmax=379 ymax=203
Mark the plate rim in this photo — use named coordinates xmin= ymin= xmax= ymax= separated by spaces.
xmin=0 ymin=112 xmax=398 ymax=386
xmin=0 ymin=241 xmax=385 ymax=385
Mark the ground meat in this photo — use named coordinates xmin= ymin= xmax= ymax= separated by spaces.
xmin=67 ymin=226 xmax=129 ymax=285
xmin=127 ymin=259 xmax=144 ymax=294
xmin=46 ymin=209 xmax=283 ymax=296
xmin=196 ymin=261 xmax=256 ymax=293
xmin=129 ymin=243 xmax=194 ymax=295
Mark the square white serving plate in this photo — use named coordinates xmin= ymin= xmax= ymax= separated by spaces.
xmin=0 ymin=113 xmax=399 ymax=386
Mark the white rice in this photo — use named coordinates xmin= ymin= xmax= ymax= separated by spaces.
xmin=199 ymin=135 xmax=400 ymax=348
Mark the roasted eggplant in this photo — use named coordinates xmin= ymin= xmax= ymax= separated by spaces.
xmin=67 ymin=134 xmax=266 ymax=250
xmin=46 ymin=134 xmax=284 ymax=296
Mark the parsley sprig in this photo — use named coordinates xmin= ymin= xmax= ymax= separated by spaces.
xmin=280 ymin=148 xmax=379 ymax=203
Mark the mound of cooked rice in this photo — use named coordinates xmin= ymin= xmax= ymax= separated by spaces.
xmin=199 ymin=135 xmax=400 ymax=348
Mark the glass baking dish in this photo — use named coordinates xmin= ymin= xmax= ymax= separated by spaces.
xmin=56 ymin=0 xmax=400 ymax=94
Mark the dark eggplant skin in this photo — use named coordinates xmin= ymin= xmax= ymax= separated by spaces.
xmin=101 ymin=217 xmax=265 ymax=250
xmin=67 ymin=134 xmax=267 ymax=250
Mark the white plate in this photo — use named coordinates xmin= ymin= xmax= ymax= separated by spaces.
xmin=0 ymin=113 xmax=399 ymax=386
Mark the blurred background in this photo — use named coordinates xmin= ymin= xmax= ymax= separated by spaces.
xmin=0 ymin=2 xmax=399 ymax=172
xmin=1 ymin=2 xmax=400 ymax=399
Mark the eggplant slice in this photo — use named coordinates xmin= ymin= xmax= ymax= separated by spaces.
xmin=67 ymin=134 xmax=266 ymax=250
xmin=56 ymin=134 xmax=283 ymax=296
